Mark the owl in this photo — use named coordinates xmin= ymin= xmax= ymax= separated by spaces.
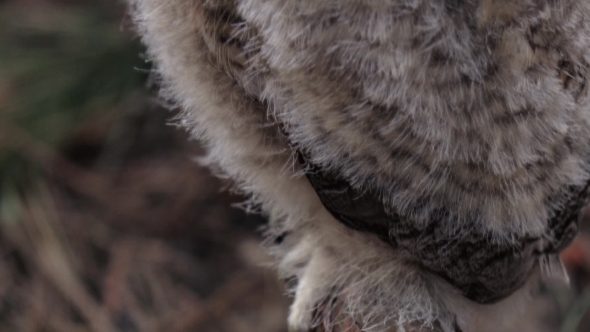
xmin=127 ymin=0 xmax=590 ymax=331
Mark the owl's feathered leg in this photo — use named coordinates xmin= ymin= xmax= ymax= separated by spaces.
xmin=287 ymin=244 xmax=336 ymax=331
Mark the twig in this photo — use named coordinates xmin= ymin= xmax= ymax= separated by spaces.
xmin=24 ymin=183 xmax=116 ymax=332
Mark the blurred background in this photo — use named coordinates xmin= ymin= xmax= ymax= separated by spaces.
xmin=0 ymin=0 xmax=289 ymax=331
xmin=0 ymin=0 xmax=589 ymax=331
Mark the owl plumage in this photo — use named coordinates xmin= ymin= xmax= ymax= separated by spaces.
xmin=128 ymin=0 xmax=590 ymax=331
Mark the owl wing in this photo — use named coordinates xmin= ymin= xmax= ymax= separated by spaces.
xmin=298 ymin=151 xmax=582 ymax=304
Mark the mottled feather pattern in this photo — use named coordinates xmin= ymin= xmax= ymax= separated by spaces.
xmin=128 ymin=0 xmax=590 ymax=331
xmin=239 ymin=0 xmax=590 ymax=238
xmin=300 ymin=151 xmax=538 ymax=304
